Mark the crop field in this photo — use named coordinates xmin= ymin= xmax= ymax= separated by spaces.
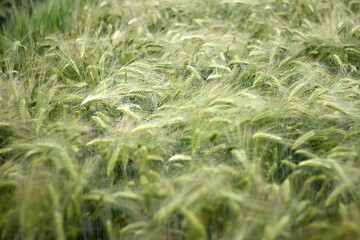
xmin=1 ymin=0 xmax=360 ymax=239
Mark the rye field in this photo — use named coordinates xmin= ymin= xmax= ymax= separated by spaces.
xmin=1 ymin=0 xmax=360 ymax=239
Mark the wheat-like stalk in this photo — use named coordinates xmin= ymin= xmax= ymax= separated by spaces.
xmin=292 ymin=130 xmax=315 ymax=150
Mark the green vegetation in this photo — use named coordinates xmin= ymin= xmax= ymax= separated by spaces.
xmin=1 ymin=0 xmax=360 ymax=239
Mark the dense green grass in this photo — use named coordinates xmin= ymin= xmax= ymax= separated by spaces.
xmin=1 ymin=0 xmax=360 ymax=239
